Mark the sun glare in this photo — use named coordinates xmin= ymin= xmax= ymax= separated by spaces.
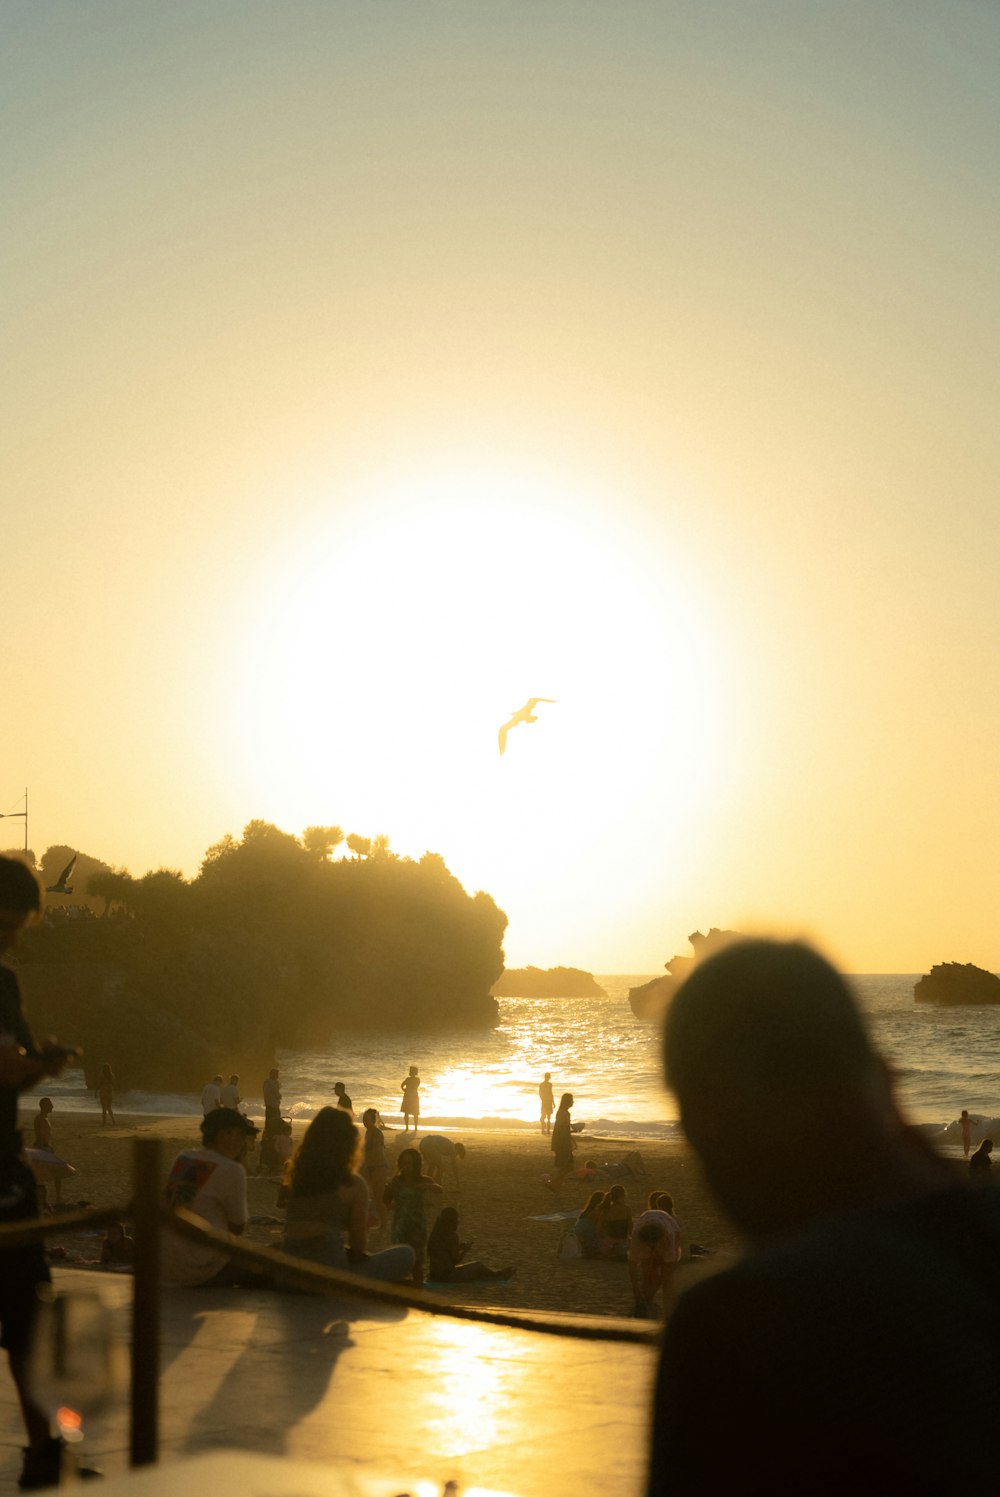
xmin=232 ymin=461 xmax=729 ymax=920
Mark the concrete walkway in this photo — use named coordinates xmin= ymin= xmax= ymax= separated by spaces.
xmin=0 ymin=1271 xmax=658 ymax=1494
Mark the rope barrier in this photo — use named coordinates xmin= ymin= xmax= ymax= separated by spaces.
xmin=0 ymin=1202 xmax=132 ymax=1245
xmin=0 ymin=1201 xmax=660 ymax=1345
xmin=167 ymin=1208 xmax=662 ymax=1346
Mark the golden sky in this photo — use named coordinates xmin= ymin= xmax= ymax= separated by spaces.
xmin=3 ymin=3 xmax=999 ymax=972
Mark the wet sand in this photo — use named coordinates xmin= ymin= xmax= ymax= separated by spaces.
xmin=18 ymin=1107 xmax=743 ymax=1318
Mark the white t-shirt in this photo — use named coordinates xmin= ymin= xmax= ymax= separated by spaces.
xmin=162 ymin=1147 xmax=248 ymax=1286
xmin=629 ymin=1209 xmax=682 ymax=1263
xmin=219 ymin=1083 xmax=241 ymax=1110
xmin=201 ymin=1082 xmax=222 ymax=1115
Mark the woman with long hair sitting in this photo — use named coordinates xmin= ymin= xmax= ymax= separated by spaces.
xmin=572 ymin=1190 xmax=606 ymax=1258
xmin=283 ymin=1107 xmax=414 ymax=1281
xmin=595 ymin=1182 xmax=633 ymax=1260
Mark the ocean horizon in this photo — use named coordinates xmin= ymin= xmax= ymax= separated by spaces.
xmin=34 ymin=973 xmax=1000 ymax=1140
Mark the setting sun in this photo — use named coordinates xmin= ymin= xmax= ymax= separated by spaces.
xmin=226 ymin=461 xmax=732 ymax=956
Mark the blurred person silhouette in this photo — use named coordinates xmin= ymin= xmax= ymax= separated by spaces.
xmin=960 ymin=1108 xmax=972 ymax=1157
xmin=0 ymin=855 xmax=100 ymax=1488
xmin=647 ymin=938 xmax=1000 ymax=1496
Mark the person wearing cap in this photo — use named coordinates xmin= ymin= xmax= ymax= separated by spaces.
xmin=162 ymin=1107 xmax=265 ymax=1287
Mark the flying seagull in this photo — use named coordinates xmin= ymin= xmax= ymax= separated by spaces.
xmin=46 ymin=853 xmax=77 ymax=895
xmin=498 ymin=698 xmax=556 ymax=755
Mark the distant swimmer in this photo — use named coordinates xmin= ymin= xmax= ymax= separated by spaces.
xmin=498 ymin=698 xmax=556 ymax=755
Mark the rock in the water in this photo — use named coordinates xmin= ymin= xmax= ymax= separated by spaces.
xmin=628 ymin=928 xmax=742 ymax=1022
xmin=913 ymin=962 xmax=1000 ymax=1005
xmin=492 ymin=966 xmax=606 ymax=997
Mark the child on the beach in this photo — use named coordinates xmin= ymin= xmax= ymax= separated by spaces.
xmin=427 ymin=1206 xmax=515 ymax=1283
xmin=384 ymin=1146 xmax=441 ymax=1286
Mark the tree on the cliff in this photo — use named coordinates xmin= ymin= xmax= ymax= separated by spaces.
xmin=346 ymin=833 xmax=372 ymax=858
xmin=15 ymin=818 xmax=507 ymax=1090
xmin=302 ymin=825 xmax=345 ymax=861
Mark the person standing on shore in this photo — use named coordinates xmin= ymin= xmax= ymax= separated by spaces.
xmin=960 ymin=1108 xmax=972 ymax=1157
xmin=647 ymin=938 xmax=1000 ymax=1495
xmin=259 ymin=1067 xmax=283 ymax=1175
xmin=0 ymin=855 xmax=100 ymax=1489
xmin=361 ymin=1108 xmax=389 ymax=1230
xmin=220 ymin=1074 xmax=241 ymax=1111
xmin=97 ymin=1061 xmax=116 ymax=1126
xmin=400 ymin=1065 xmax=421 ymax=1132
xmin=546 ymin=1093 xmax=576 ymax=1192
xmin=262 ymin=1068 xmax=281 ymax=1131
xmin=201 ymin=1074 xmax=223 ymax=1115
xmin=538 ymin=1072 xmax=554 ymax=1134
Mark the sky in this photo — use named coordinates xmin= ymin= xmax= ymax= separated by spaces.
xmin=3 ymin=1 xmax=999 ymax=973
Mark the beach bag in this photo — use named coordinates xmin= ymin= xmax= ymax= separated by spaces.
xmin=559 ymin=1229 xmax=582 ymax=1259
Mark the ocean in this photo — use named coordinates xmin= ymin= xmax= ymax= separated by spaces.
xmin=38 ymin=974 xmax=1000 ymax=1141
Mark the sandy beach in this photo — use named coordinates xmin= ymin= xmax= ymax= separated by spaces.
xmin=17 ymin=1106 xmax=745 ymax=1319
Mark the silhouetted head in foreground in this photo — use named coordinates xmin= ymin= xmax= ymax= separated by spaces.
xmin=665 ymin=939 xmax=948 ymax=1239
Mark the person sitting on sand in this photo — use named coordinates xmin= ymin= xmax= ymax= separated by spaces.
xmin=162 ymin=1107 xmax=273 ymax=1288
xmin=272 ymin=1121 xmax=294 ymax=1169
xmin=969 ymin=1137 xmax=993 ymax=1180
xmin=97 ymin=1062 xmax=116 ymax=1126
xmin=283 ymin=1107 xmax=414 ymax=1282
xmin=100 ymin=1222 xmax=135 ymax=1267
xmin=419 ymin=1134 xmax=467 ymax=1186
xmin=595 ymin=1182 xmax=632 ymax=1259
xmin=628 ymin=1191 xmax=682 ymax=1317
xmin=361 ymin=1109 xmax=389 ymax=1230
xmin=575 ymin=1159 xmax=600 ymax=1182
xmin=547 ymin=1093 xmax=576 ymax=1192
xmin=573 ymin=1191 xmax=606 ymax=1257
xmin=427 ymin=1206 xmax=515 ymax=1283
xmin=400 ymin=1066 xmax=421 ymax=1132
xmin=384 ymin=1146 xmax=441 ymax=1287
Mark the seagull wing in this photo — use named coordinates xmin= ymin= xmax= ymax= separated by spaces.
xmin=524 ymin=698 xmax=556 ymax=710
xmin=498 ymin=721 xmax=510 ymax=755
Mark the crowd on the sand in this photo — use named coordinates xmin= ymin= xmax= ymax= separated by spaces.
xmin=160 ymin=1061 xmax=686 ymax=1312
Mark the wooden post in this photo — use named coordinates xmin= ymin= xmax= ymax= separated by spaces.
xmin=130 ymin=1137 xmax=161 ymax=1467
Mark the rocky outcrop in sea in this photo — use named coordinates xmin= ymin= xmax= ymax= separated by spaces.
xmin=913 ymin=962 xmax=1000 ymax=1006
